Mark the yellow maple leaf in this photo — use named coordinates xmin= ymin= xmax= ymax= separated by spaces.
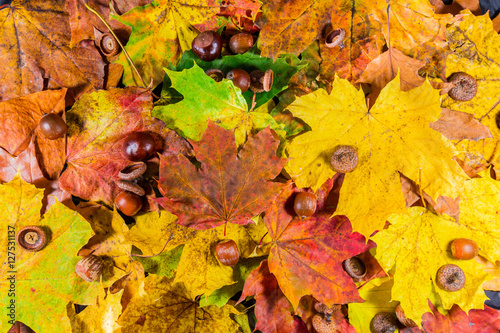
xmin=372 ymin=206 xmax=492 ymax=325
xmin=124 ymin=211 xmax=269 ymax=299
xmin=117 ymin=274 xmax=243 ymax=332
xmin=285 ymin=75 xmax=468 ymax=237
xmin=443 ymin=12 xmax=500 ymax=169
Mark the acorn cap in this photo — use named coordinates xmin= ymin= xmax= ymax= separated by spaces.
xmin=16 ymin=226 xmax=47 ymax=252
xmin=448 ymin=72 xmax=477 ymax=102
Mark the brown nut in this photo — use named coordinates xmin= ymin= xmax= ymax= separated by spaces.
xmin=448 ymin=72 xmax=477 ymax=102
xmin=330 ymin=145 xmax=358 ymax=173
xmin=118 ymin=162 xmax=147 ymax=181
xmin=371 ymin=312 xmax=398 ymax=333
xmin=325 ymin=28 xmax=345 ymax=48
xmin=436 ymin=264 xmax=465 ymax=291
xmin=250 ymin=69 xmax=274 ymax=93
xmin=16 ymin=226 xmax=47 ymax=252
xmin=342 ymin=256 xmax=367 ymax=279
xmin=116 ymin=180 xmax=146 ymax=196
xmin=75 ymin=255 xmax=104 ymax=282
xmin=205 ymin=68 xmax=225 ymax=82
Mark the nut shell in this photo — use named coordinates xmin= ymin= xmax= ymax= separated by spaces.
xmin=229 ymin=32 xmax=254 ymax=54
xmin=16 ymin=226 xmax=47 ymax=252
xmin=215 ymin=239 xmax=240 ymax=266
xmin=342 ymin=257 xmax=367 ymax=279
xmin=312 ymin=314 xmax=336 ymax=333
xmin=371 ymin=312 xmax=398 ymax=333
xmin=39 ymin=113 xmax=67 ymax=140
xmin=115 ymin=191 xmax=143 ymax=216
xmin=325 ymin=28 xmax=346 ymax=48
xmin=100 ymin=33 xmax=120 ymax=56
xmin=192 ymin=30 xmax=222 ymax=62
xmin=314 ymin=302 xmax=340 ymax=315
xmin=75 ymin=255 xmax=104 ymax=282
xmin=293 ymin=192 xmax=317 ymax=218
xmin=450 ymin=238 xmax=478 ymax=260
xmin=226 ymin=69 xmax=250 ymax=93
xmin=116 ymin=180 xmax=146 ymax=196
xmin=330 ymin=146 xmax=358 ymax=173
xmin=448 ymin=72 xmax=477 ymax=102
xmin=118 ymin=162 xmax=147 ymax=181
xmin=395 ymin=304 xmax=417 ymax=327
xmin=436 ymin=264 xmax=465 ymax=291
xmin=205 ymin=68 xmax=225 ymax=82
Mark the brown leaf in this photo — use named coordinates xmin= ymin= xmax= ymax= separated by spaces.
xmin=0 ymin=1 xmax=105 ymax=103
xmin=430 ymin=108 xmax=493 ymax=141
xmin=356 ymin=48 xmax=425 ymax=106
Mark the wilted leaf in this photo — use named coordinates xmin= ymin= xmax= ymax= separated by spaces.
xmin=356 ymin=47 xmax=425 ymax=106
xmin=0 ymin=1 xmax=105 ymax=103
xmin=285 ymin=75 xmax=468 ymax=238
xmin=157 ymin=122 xmax=285 ymax=229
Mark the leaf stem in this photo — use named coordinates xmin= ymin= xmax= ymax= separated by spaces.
xmin=84 ymin=0 xmax=148 ymax=89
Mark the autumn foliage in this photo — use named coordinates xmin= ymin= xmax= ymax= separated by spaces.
xmin=1 ymin=0 xmax=500 ymax=332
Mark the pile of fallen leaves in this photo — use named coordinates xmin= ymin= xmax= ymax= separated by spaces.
xmin=1 ymin=0 xmax=500 ymax=332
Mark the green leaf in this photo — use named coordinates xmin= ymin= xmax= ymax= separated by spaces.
xmin=172 ymin=47 xmax=302 ymax=109
xmin=152 ymin=64 xmax=283 ymax=145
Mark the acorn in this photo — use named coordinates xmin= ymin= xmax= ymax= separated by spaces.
xmin=342 ymin=257 xmax=367 ymax=279
xmin=371 ymin=312 xmax=398 ymax=333
xmin=293 ymin=192 xmax=317 ymax=218
xmin=249 ymin=69 xmax=274 ymax=93
xmin=229 ymin=32 xmax=254 ymax=54
xmin=447 ymin=72 xmax=477 ymax=102
xmin=75 ymin=255 xmax=104 ymax=282
xmin=436 ymin=264 xmax=465 ymax=292
xmin=450 ymin=238 xmax=478 ymax=260
xmin=16 ymin=226 xmax=48 ymax=252
xmin=330 ymin=145 xmax=358 ymax=173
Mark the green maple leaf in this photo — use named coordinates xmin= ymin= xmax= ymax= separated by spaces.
xmin=152 ymin=64 xmax=283 ymax=145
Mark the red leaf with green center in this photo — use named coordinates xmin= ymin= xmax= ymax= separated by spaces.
xmin=157 ymin=122 xmax=286 ymax=229
xmin=265 ymin=180 xmax=372 ymax=309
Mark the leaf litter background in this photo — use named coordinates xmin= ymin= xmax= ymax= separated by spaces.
xmin=1 ymin=0 xmax=500 ymax=332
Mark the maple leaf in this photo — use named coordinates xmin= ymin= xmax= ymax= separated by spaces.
xmin=401 ymin=302 xmax=500 ymax=333
xmin=117 ymin=274 xmax=245 ymax=332
xmin=356 ymin=47 xmax=425 ymax=106
xmin=153 ymin=64 xmax=284 ymax=145
xmin=371 ymin=206 xmax=492 ymax=325
xmin=348 ymin=277 xmax=398 ymax=333
xmin=285 ymin=75 xmax=469 ymax=238
xmin=264 ymin=180 xmax=371 ymax=310
xmin=0 ymin=175 xmax=95 ymax=333
xmin=157 ymin=122 xmax=286 ymax=229
xmin=0 ymin=89 xmax=67 ymax=180
xmin=125 ymin=210 xmax=269 ymax=300
xmin=59 ymin=87 xmax=172 ymax=207
xmin=237 ymin=260 xmax=296 ymax=333
xmin=443 ymin=12 xmax=500 ymax=169
xmin=112 ymin=0 xmax=221 ymax=88
xmin=0 ymin=0 xmax=105 ymax=103
xmin=68 ymin=289 xmax=124 ymax=333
